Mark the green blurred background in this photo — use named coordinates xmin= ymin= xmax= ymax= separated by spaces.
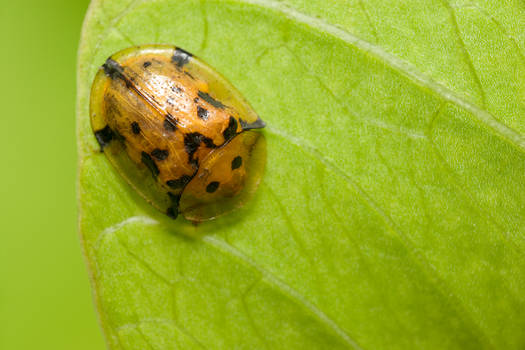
xmin=0 ymin=0 xmax=105 ymax=349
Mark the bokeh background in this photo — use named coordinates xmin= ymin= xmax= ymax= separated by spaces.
xmin=0 ymin=1 xmax=106 ymax=349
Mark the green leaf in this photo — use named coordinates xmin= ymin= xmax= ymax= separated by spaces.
xmin=77 ymin=0 xmax=525 ymax=349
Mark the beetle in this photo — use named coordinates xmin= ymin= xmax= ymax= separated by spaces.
xmin=90 ymin=44 xmax=266 ymax=221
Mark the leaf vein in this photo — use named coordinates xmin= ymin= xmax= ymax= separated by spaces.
xmin=458 ymin=2 xmax=525 ymax=64
xmin=441 ymin=0 xmax=487 ymax=107
xmin=426 ymin=104 xmax=522 ymax=254
xmin=357 ymin=0 xmax=378 ymax=42
xmin=95 ymin=216 xmax=159 ymax=251
xmin=199 ymin=0 xmax=209 ymax=51
xmin=240 ymin=277 xmax=271 ymax=349
xmin=265 ymin=185 xmax=312 ymax=262
xmin=136 ymin=327 xmax=156 ymax=350
xmin=318 ymin=177 xmax=411 ymax=335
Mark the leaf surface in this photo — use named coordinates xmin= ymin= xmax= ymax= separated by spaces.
xmin=77 ymin=0 xmax=525 ymax=349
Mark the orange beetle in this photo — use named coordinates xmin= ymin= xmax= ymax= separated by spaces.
xmin=90 ymin=45 xmax=266 ymax=221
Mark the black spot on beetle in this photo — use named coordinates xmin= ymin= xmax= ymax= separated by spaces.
xmin=193 ymin=97 xmax=199 ymax=104
xmin=171 ymin=86 xmax=182 ymax=93
xmin=197 ymin=106 xmax=208 ymax=120
xmin=143 ymin=61 xmax=151 ymax=68
xmin=231 ymin=156 xmax=243 ymax=170
xmin=198 ymin=91 xmax=226 ymax=109
xmin=184 ymin=132 xmax=217 ymax=165
xmin=102 ymin=58 xmax=125 ymax=80
xmin=172 ymin=47 xmax=192 ymax=68
xmin=202 ymin=137 xmax=216 ymax=148
xmin=131 ymin=122 xmax=141 ymax=134
xmin=206 ymin=181 xmax=220 ymax=193
xmin=141 ymin=151 xmax=159 ymax=178
xmin=94 ymin=125 xmax=114 ymax=151
xmin=184 ymin=133 xmax=202 ymax=158
xmin=166 ymin=207 xmax=178 ymax=219
xmin=163 ymin=114 xmax=177 ymax=132
xmin=189 ymin=157 xmax=199 ymax=169
xmin=223 ymin=116 xmax=238 ymax=141
xmin=151 ymin=148 xmax=169 ymax=160
xmin=166 ymin=175 xmax=193 ymax=189
xmin=239 ymin=116 xmax=266 ymax=130
xmin=166 ymin=192 xmax=181 ymax=219
xmin=168 ymin=192 xmax=181 ymax=205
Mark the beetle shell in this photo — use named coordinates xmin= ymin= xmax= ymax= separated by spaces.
xmin=89 ymin=44 xmax=266 ymax=221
